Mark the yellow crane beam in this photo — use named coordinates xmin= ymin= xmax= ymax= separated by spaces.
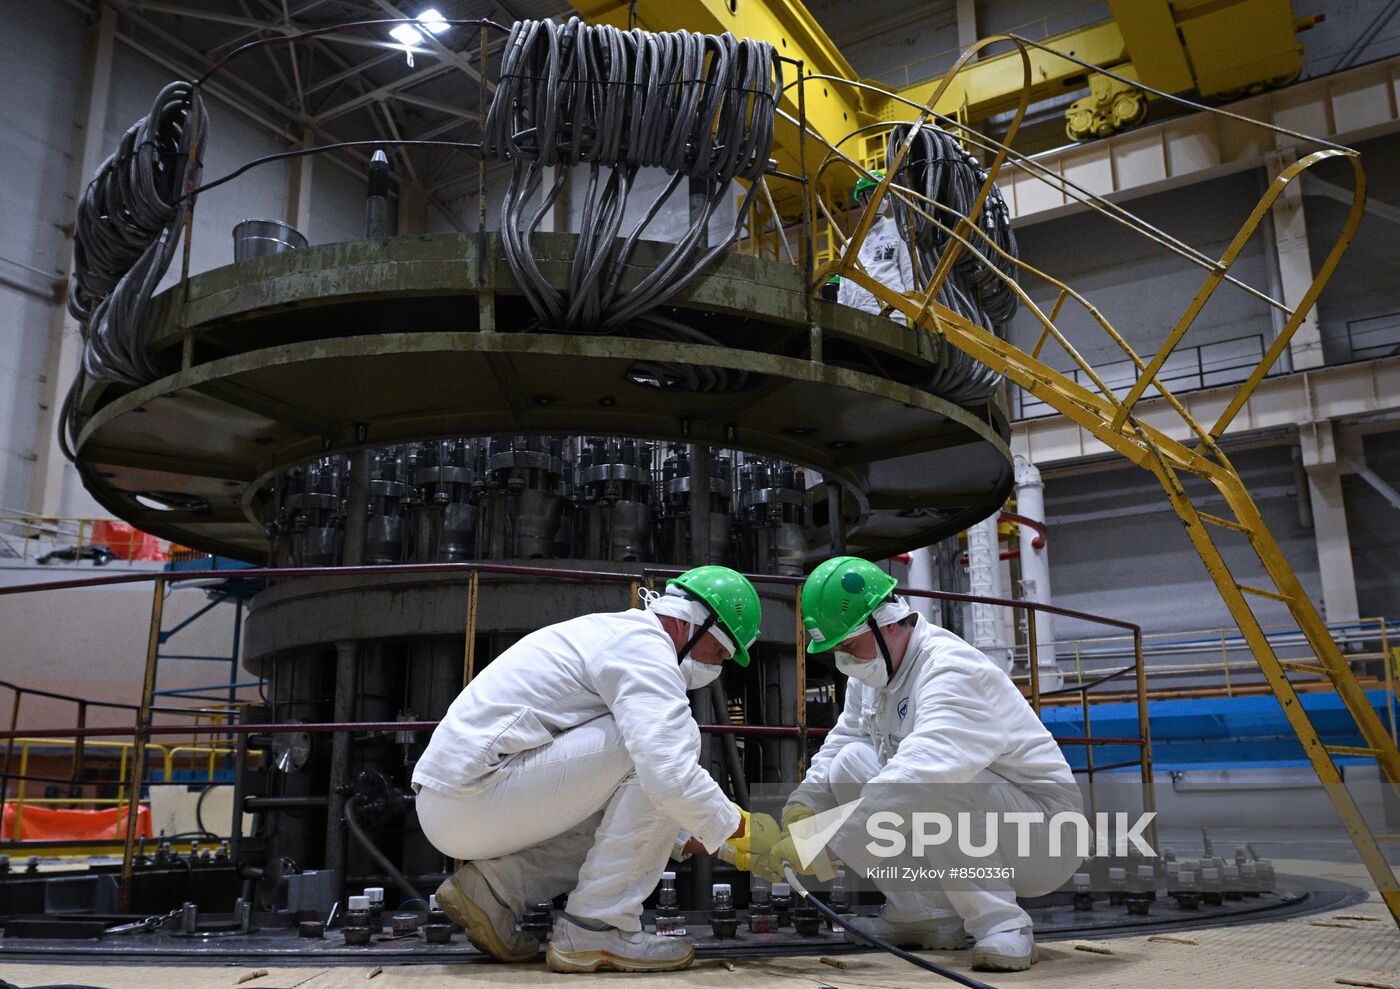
xmin=576 ymin=0 xmax=1315 ymax=174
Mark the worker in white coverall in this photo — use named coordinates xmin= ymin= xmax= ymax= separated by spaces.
xmin=413 ymin=565 xmax=778 ymax=973
xmin=758 ymin=556 xmax=1084 ymax=972
xmin=836 ymin=169 xmax=916 ymax=321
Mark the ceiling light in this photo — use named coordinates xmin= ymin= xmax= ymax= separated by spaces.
xmin=389 ymin=23 xmax=424 ymax=46
xmin=417 ymin=8 xmax=450 ymax=33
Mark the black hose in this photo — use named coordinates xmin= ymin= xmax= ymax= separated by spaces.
xmin=343 ymin=794 xmax=421 ymax=908
xmin=195 ymin=783 xmax=213 ymax=835
xmin=782 ymin=863 xmax=1001 ymax=989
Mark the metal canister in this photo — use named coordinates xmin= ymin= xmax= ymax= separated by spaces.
xmin=233 ymin=219 xmax=308 ymax=262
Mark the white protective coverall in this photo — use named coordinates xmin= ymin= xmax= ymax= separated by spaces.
xmin=836 ymin=211 xmax=916 ymax=320
xmin=412 ymin=609 xmax=739 ymax=931
xmin=789 ymin=614 xmax=1083 ymax=938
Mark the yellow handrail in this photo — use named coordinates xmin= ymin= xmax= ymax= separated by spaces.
xmin=0 ymin=515 xmax=175 ymax=561
xmin=4 ymin=736 xmax=233 ymax=840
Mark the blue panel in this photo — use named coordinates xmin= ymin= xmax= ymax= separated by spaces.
xmin=1045 ymin=690 xmax=1392 ymax=771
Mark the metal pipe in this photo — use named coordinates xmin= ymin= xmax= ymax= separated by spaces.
xmin=709 ymin=677 xmax=749 ymax=807
xmin=344 ymin=795 xmax=421 ymax=905
xmin=0 ymin=563 xmax=1144 ymax=631
xmin=244 ymin=795 xmax=328 ymax=810
xmin=323 ymin=639 xmax=358 ymax=900
xmin=1133 ymin=626 xmax=1159 ymax=855
xmin=120 ymin=577 xmax=165 ymax=904
xmin=0 ymin=721 xmax=832 ymax=742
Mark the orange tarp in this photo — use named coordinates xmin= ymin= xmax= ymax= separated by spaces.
xmin=90 ymin=520 xmax=166 ymax=561
xmin=1 ymin=803 xmax=152 ymax=841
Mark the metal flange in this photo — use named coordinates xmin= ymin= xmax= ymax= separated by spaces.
xmin=72 ymin=232 xmax=1012 ymax=562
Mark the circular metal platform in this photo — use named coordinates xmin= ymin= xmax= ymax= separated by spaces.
xmin=0 ymin=876 xmax=1365 ymax=967
xmin=70 ymin=232 xmax=1012 ymax=562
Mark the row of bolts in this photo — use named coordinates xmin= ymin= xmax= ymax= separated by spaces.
xmin=158 ymin=847 xmax=1280 ymax=946
xmin=1074 ymin=847 xmax=1278 ymax=916
xmin=0 ymin=839 xmax=233 ymax=875
xmin=294 ymin=872 xmax=855 ymax=948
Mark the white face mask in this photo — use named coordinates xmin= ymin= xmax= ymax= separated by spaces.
xmin=835 ymin=649 xmax=889 ymax=690
xmin=679 ymin=656 xmax=722 ymax=691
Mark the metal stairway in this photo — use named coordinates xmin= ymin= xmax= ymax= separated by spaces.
xmin=817 ymin=72 xmax=1400 ymax=922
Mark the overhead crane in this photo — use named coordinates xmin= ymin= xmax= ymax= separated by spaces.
xmin=575 ymin=0 xmax=1322 ymax=175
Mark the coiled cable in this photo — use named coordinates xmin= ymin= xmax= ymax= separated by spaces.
xmin=485 ymin=18 xmax=778 ymax=387
xmin=885 ymin=124 xmax=1017 ymax=405
xmin=68 ymin=81 xmax=207 ymax=387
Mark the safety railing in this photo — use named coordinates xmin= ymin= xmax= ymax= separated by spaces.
xmin=2 ymin=735 xmax=237 ymax=842
xmin=0 ymin=558 xmax=1152 ymax=894
xmin=1344 ymin=311 xmax=1400 ymax=361
xmin=1035 ymin=617 xmax=1399 ymax=744
xmin=0 ymin=515 xmax=178 ymax=563
xmin=1014 ymin=333 xmax=1272 ymax=420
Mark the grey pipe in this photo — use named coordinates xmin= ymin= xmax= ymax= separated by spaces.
xmin=709 ymin=677 xmax=749 ymax=807
xmin=323 ymin=639 xmax=358 ymax=900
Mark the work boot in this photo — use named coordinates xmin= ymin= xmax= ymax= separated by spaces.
xmin=545 ymin=914 xmax=695 ymax=973
xmin=434 ymin=862 xmax=539 ymax=962
xmin=971 ymin=926 xmax=1037 ymax=971
xmin=844 ymin=910 xmax=967 ymax=950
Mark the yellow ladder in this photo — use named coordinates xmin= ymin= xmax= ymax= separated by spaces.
xmin=1151 ymin=452 xmax=1400 ymax=918
xmin=820 ymin=122 xmax=1399 ymax=920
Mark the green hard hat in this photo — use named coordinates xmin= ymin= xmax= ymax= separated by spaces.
xmin=801 ymin=556 xmax=897 ymax=653
xmin=852 ymin=168 xmax=885 ymax=206
xmin=668 ymin=565 xmax=761 ymax=667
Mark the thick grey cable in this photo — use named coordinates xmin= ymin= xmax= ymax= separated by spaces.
xmin=885 ymin=124 xmax=1017 ymax=405
xmin=485 ymin=18 xmax=778 ymax=390
xmin=68 ymin=81 xmax=207 ymax=387
xmin=782 ymin=863 xmax=1000 ymax=989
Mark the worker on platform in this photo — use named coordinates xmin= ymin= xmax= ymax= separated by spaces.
xmin=836 ymin=169 xmax=916 ymax=321
xmin=759 ymin=556 xmax=1084 ymax=972
xmin=412 ymin=565 xmax=777 ymax=973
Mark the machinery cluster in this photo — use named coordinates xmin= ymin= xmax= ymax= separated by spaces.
xmin=263 ymin=437 xmax=811 ymax=576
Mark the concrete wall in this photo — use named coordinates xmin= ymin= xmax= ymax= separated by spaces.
xmin=0 ymin=1 xmax=86 ymax=514
xmin=1009 ymin=168 xmax=1278 ymax=398
xmin=1304 ymin=132 xmax=1400 ymax=365
xmin=1039 ymin=444 xmax=1325 ymax=643
xmin=1346 ymin=430 xmax=1400 ymax=620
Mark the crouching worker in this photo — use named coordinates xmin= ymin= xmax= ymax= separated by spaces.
xmin=413 ymin=566 xmax=771 ymax=973
xmin=760 ymin=557 xmax=1084 ymax=972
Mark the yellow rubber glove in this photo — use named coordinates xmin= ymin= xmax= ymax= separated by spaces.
xmin=782 ymin=803 xmax=816 ymax=829
xmin=758 ymin=803 xmax=835 ymax=883
xmin=721 ymin=806 xmax=780 ymax=872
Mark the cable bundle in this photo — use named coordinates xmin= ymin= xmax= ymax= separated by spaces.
xmin=68 ymin=81 xmax=207 ymax=386
xmin=885 ymin=124 xmax=1017 ymax=404
xmin=485 ymin=18 xmax=779 ymax=352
